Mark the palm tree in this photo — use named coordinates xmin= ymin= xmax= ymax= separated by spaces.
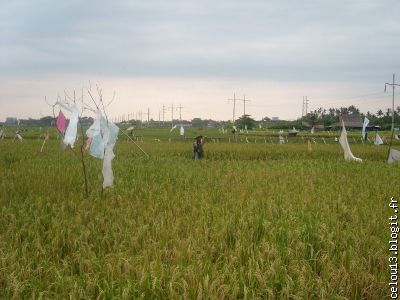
xmin=348 ymin=105 xmax=360 ymax=115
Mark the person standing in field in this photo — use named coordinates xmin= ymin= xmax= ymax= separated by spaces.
xmin=193 ymin=135 xmax=204 ymax=160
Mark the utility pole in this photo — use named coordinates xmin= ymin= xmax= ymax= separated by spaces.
xmin=229 ymin=94 xmax=250 ymax=120
xmin=305 ymin=96 xmax=309 ymax=115
xmin=162 ymin=104 xmax=167 ymax=126
xmin=236 ymin=95 xmax=250 ymax=117
xmin=141 ymin=109 xmax=150 ymax=126
xmin=302 ymin=96 xmax=309 ymax=117
xmin=228 ymin=93 xmax=237 ymax=123
xmin=178 ymin=104 xmax=183 ymax=122
xmin=385 ymin=73 xmax=400 ymax=160
xmin=170 ymin=104 xmax=175 ymax=127
xmin=385 ymin=74 xmax=399 ymax=132
xmin=242 ymin=95 xmax=250 ymax=116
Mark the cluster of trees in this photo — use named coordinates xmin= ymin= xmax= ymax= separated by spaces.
xmin=302 ymin=105 xmax=400 ymax=129
xmin=231 ymin=104 xmax=400 ymax=130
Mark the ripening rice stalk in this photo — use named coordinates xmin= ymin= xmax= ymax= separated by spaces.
xmin=0 ymin=136 xmax=396 ymax=298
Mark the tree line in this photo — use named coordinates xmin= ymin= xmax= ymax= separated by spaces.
xmin=3 ymin=105 xmax=399 ymax=130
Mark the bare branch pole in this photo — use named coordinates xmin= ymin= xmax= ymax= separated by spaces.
xmin=47 ymin=91 xmax=90 ymax=198
xmin=104 ymin=91 xmax=116 ymax=109
xmin=44 ymin=96 xmax=64 ymax=141
xmin=97 ymin=85 xmax=109 ymax=197
xmin=87 ymin=89 xmax=101 ymax=112
xmin=75 ymin=90 xmax=89 ymax=198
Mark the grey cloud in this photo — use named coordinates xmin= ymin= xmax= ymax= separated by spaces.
xmin=1 ymin=0 xmax=399 ymax=81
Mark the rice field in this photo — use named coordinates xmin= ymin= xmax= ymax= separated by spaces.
xmin=0 ymin=128 xmax=397 ymax=299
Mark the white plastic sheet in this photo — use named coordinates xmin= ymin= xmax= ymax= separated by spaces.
xmin=102 ymin=145 xmax=115 ymax=187
xmin=86 ymin=113 xmax=103 ymax=158
xmin=86 ymin=112 xmax=119 ymax=188
xmin=339 ymin=123 xmax=362 ymax=162
xmin=374 ymin=133 xmax=384 ymax=145
xmin=388 ymin=148 xmax=400 ymax=164
xmin=362 ymin=117 xmax=369 ymax=141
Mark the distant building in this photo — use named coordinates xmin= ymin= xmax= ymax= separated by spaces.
xmin=271 ymin=117 xmax=280 ymax=121
xmin=207 ymin=120 xmax=219 ymax=128
xmin=331 ymin=114 xmax=363 ymax=128
xmin=302 ymin=121 xmax=325 ymax=130
xmin=5 ymin=117 xmax=18 ymax=125
xmin=261 ymin=116 xmax=271 ymax=122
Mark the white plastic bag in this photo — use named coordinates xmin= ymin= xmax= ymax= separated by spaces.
xmin=60 ymin=103 xmax=80 ymax=147
xmin=339 ymin=123 xmax=362 ymax=162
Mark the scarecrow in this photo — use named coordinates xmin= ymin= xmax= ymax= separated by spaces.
xmin=193 ymin=135 xmax=205 ymax=160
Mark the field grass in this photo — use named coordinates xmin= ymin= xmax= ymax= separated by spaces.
xmin=0 ymin=128 xmax=398 ymax=299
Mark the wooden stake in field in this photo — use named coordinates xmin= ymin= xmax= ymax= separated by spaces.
xmin=40 ymin=132 xmax=50 ymax=153
xmin=307 ymin=139 xmax=312 ymax=152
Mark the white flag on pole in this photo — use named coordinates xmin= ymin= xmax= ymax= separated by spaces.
xmin=374 ymin=133 xmax=384 ymax=145
xmin=362 ymin=117 xmax=369 ymax=141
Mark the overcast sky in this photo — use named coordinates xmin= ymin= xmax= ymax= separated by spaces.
xmin=1 ymin=0 xmax=399 ymax=122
